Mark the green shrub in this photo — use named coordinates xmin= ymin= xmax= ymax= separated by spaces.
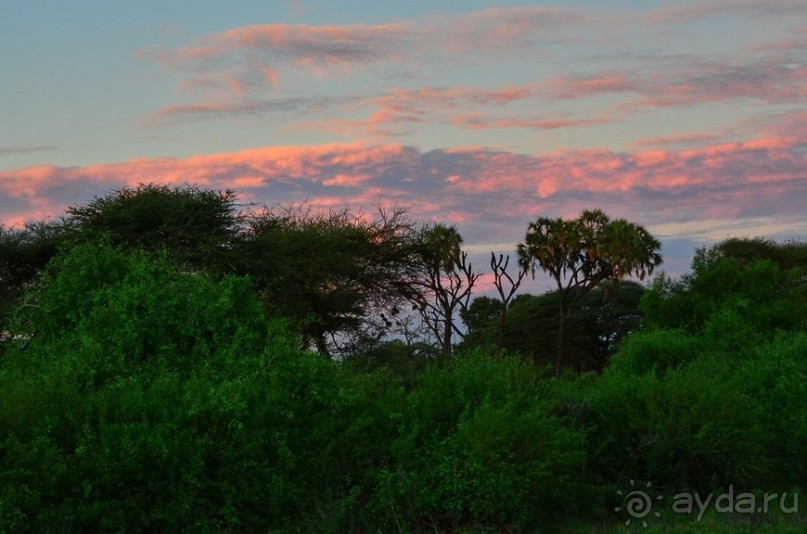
xmin=572 ymin=364 xmax=765 ymax=493
xmin=366 ymin=351 xmax=590 ymax=531
xmin=728 ymin=332 xmax=807 ymax=487
xmin=607 ymin=328 xmax=698 ymax=375
xmin=0 ymin=318 xmax=398 ymax=531
xmin=17 ymin=242 xmax=268 ymax=378
xmin=0 ymin=242 xmax=392 ymax=531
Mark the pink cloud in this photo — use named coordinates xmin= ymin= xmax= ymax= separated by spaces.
xmin=137 ymin=3 xmax=806 ymax=137
xmin=140 ymin=95 xmax=350 ymax=127
xmin=2 ymin=135 xmax=803 ymax=247
xmin=142 ymin=52 xmax=805 ymax=134
xmin=436 ymin=6 xmax=585 ymax=54
xmin=362 ymin=86 xmax=541 ymax=132
xmin=295 ymin=83 xmax=618 ymax=137
xmin=151 ymin=7 xmax=583 ymax=76
xmin=290 ymin=85 xmax=552 ymax=138
xmin=642 ymin=63 xmax=807 ymax=106
xmin=139 ymin=7 xmax=586 ymax=127
xmin=633 ymin=134 xmax=722 ymax=149
xmin=552 ymin=75 xmax=633 ymax=98
xmin=551 ymin=60 xmax=806 ymax=108
xmin=154 ymin=22 xmax=412 ymax=72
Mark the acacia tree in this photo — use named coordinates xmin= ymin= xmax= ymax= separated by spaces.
xmin=703 ymin=236 xmax=807 ymax=273
xmin=67 ymin=183 xmax=241 ymax=273
xmin=412 ymin=223 xmax=480 ymax=358
xmin=61 ymin=185 xmax=436 ymax=356
xmin=236 ymin=204 xmax=424 ymax=356
xmin=517 ymin=209 xmax=661 ymax=376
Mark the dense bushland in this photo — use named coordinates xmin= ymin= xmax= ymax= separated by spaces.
xmin=0 ymin=187 xmax=804 ymax=531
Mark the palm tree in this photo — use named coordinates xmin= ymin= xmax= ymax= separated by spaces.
xmin=518 ymin=209 xmax=661 ymax=376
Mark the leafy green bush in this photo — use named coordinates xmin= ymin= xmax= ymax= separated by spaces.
xmin=0 ymin=242 xmax=392 ymax=531
xmin=642 ymin=255 xmax=805 ymax=336
xmin=726 ymin=332 xmax=807 ymax=488
xmin=366 ymin=351 xmax=590 ymax=531
xmin=18 ymin=241 xmax=268 ymax=374
xmin=570 ymin=364 xmax=765 ymax=493
xmin=607 ymin=328 xmax=698 ymax=375
xmin=0 ymin=329 xmax=399 ymax=531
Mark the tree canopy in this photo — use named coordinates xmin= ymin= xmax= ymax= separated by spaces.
xmin=234 ymin=204 xmax=424 ymax=356
xmin=461 ymin=281 xmax=645 ymax=373
xmin=66 ymin=183 xmax=241 ymax=273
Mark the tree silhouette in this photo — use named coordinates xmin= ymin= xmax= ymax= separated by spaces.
xmin=517 ymin=209 xmax=661 ymax=376
xmin=413 ymin=223 xmax=480 ymax=358
xmin=490 ymin=252 xmax=526 ymax=341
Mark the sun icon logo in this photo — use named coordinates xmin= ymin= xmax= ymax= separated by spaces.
xmin=614 ymin=480 xmax=663 ymax=527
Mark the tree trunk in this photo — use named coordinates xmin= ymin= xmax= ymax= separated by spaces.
xmin=498 ymin=307 xmax=508 ymax=345
xmin=554 ymin=304 xmax=566 ymax=377
xmin=442 ymin=316 xmax=453 ymax=358
xmin=314 ymin=333 xmax=331 ymax=358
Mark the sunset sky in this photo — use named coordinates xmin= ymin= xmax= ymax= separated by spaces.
xmin=2 ymin=0 xmax=805 ymax=282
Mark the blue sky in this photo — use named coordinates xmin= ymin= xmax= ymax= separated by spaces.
xmin=1 ymin=0 xmax=805 ymax=281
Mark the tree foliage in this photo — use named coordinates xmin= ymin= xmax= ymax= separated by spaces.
xmin=66 ymin=183 xmax=241 ymax=272
xmin=460 ymin=295 xmax=503 ymax=338
xmin=234 ymin=204 xmax=424 ymax=356
xmin=708 ymin=236 xmax=807 ymax=272
xmin=580 ymin=237 xmax=807 ymax=493
xmin=24 ymin=185 xmax=437 ymax=357
xmin=462 ymin=281 xmax=645 ymax=373
xmin=0 ymin=241 xmax=591 ymax=531
xmin=17 ymin=241 xmax=270 ymax=371
xmin=370 ymin=351 xmax=588 ymax=530
xmin=642 ymin=239 xmax=807 ymax=335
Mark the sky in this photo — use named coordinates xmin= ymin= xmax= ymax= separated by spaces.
xmin=1 ymin=0 xmax=805 ymax=286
